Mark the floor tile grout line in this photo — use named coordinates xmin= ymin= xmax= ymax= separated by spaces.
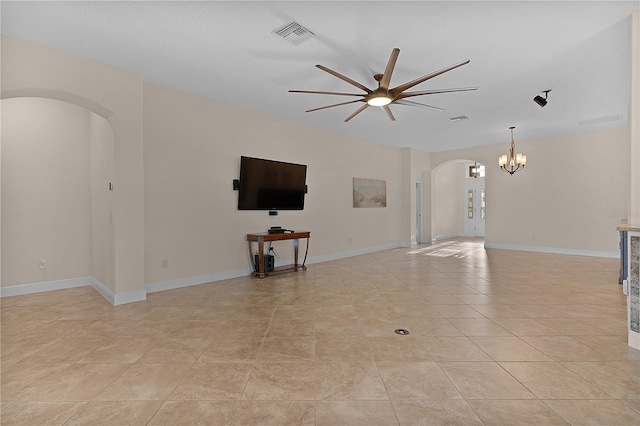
xmin=2 ymin=238 xmax=637 ymax=424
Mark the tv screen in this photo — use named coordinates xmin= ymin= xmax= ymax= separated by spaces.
xmin=237 ymin=156 xmax=307 ymax=210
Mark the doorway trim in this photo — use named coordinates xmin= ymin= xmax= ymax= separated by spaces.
xmin=464 ymin=184 xmax=486 ymax=237
xmin=416 ymin=181 xmax=424 ymax=244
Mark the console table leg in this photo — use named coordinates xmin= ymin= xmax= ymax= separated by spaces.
xmin=302 ymin=237 xmax=309 ymax=270
xmin=257 ymin=241 xmax=265 ymax=278
xmin=248 ymin=241 xmax=255 ymax=273
xmin=293 ymin=238 xmax=299 ymax=271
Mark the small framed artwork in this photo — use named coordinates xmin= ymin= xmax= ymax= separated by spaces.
xmin=353 ymin=178 xmax=386 ymax=208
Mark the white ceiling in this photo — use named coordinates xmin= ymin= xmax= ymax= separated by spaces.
xmin=1 ymin=1 xmax=638 ymax=152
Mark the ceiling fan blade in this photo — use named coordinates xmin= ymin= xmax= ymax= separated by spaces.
xmin=396 ymin=87 xmax=478 ymax=99
xmin=391 ymin=59 xmax=471 ymax=94
xmin=289 ymin=89 xmax=365 ymax=97
xmin=305 ymin=99 xmax=364 ymax=113
xmin=379 ymin=48 xmax=400 ymax=91
xmin=316 ymin=64 xmax=372 ymax=94
xmin=383 ymin=105 xmax=396 ymax=121
xmin=394 ymin=99 xmax=444 ymax=111
xmin=344 ymin=104 xmax=370 ymax=122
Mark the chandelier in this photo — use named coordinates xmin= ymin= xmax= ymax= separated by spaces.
xmin=498 ymin=126 xmax=526 ymax=175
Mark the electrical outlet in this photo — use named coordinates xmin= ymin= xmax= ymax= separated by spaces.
xmin=39 ymin=260 xmax=47 ymax=269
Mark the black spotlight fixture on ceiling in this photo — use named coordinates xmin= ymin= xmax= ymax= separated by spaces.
xmin=534 ymin=90 xmax=551 ymax=107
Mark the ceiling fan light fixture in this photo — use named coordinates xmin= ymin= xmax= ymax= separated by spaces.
xmin=367 ymin=96 xmax=392 ymax=106
xmin=290 ymin=48 xmax=476 ymax=122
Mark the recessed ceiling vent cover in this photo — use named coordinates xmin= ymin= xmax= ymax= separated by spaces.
xmin=272 ymin=22 xmax=315 ymax=45
xmin=578 ymin=114 xmax=623 ymax=126
xmin=449 ymin=115 xmax=470 ymax=122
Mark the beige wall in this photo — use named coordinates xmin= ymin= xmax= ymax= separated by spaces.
xmin=431 ymin=126 xmax=630 ymax=255
xmin=433 ymin=162 xmax=464 ymax=238
xmin=630 ymin=11 xmax=639 ymax=227
xmin=1 ymin=98 xmax=93 ymax=286
xmin=410 ymin=148 xmax=432 ymax=244
xmin=90 ymin=113 xmax=115 ymax=291
xmin=143 ymin=83 xmax=405 ymax=285
xmin=433 ymin=162 xmax=461 ymax=238
xmin=1 ymin=82 xmax=408 ymax=293
xmin=1 ymin=32 xmax=635 ymax=300
xmin=1 ymin=35 xmax=144 ymax=300
xmin=2 ymin=98 xmax=116 ymax=290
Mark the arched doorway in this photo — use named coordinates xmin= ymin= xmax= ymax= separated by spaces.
xmin=1 ymin=96 xmax=115 ymax=295
xmin=431 ymin=159 xmax=486 ymax=241
xmin=2 ymin=34 xmax=145 ymax=304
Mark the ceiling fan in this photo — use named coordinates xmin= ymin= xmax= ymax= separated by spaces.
xmin=289 ymin=48 xmax=477 ymax=122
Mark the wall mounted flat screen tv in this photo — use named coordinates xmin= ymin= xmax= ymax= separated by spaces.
xmin=237 ymin=156 xmax=307 ymax=210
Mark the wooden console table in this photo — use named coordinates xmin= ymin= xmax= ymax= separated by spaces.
xmin=247 ymin=231 xmax=310 ymax=278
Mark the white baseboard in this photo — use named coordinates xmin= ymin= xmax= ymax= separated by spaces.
xmin=90 ymin=277 xmax=115 ymax=303
xmin=90 ymin=277 xmax=146 ymax=305
xmin=0 ymin=276 xmax=92 ymax=298
xmin=0 ymin=276 xmax=146 ymax=306
xmin=146 ymin=244 xmax=401 ymax=294
xmin=306 ymin=243 xmax=400 ymax=264
xmin=114 ymin=290 xmax=147 ymax=305
xmin=145 ymin=267 xmax=252 ymax=294
xmin=484 ymin=242 xmax=619 ymax=258
xmin=1 ymin=242 xmax=408 ymax=303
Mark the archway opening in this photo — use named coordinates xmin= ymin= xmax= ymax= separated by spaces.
xmin=431 ymin=158 xmax=486 ymax=242
xmin=1 ymin=96 xmax=115 ymax=295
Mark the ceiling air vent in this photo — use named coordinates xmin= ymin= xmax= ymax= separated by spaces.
xmin=449 ymin=115 xmax=470 ymax=122
xmin=272 ymin=22 xmax=315 ymax=45
xmin=578 ymin=114 xmax=622 ymax=126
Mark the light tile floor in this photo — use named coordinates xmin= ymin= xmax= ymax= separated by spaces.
xmin=2 ymin=238 xmax=639 ymax=425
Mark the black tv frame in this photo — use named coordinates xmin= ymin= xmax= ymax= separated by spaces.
xmin=236 ymin=156 xmax=307 ymax=211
